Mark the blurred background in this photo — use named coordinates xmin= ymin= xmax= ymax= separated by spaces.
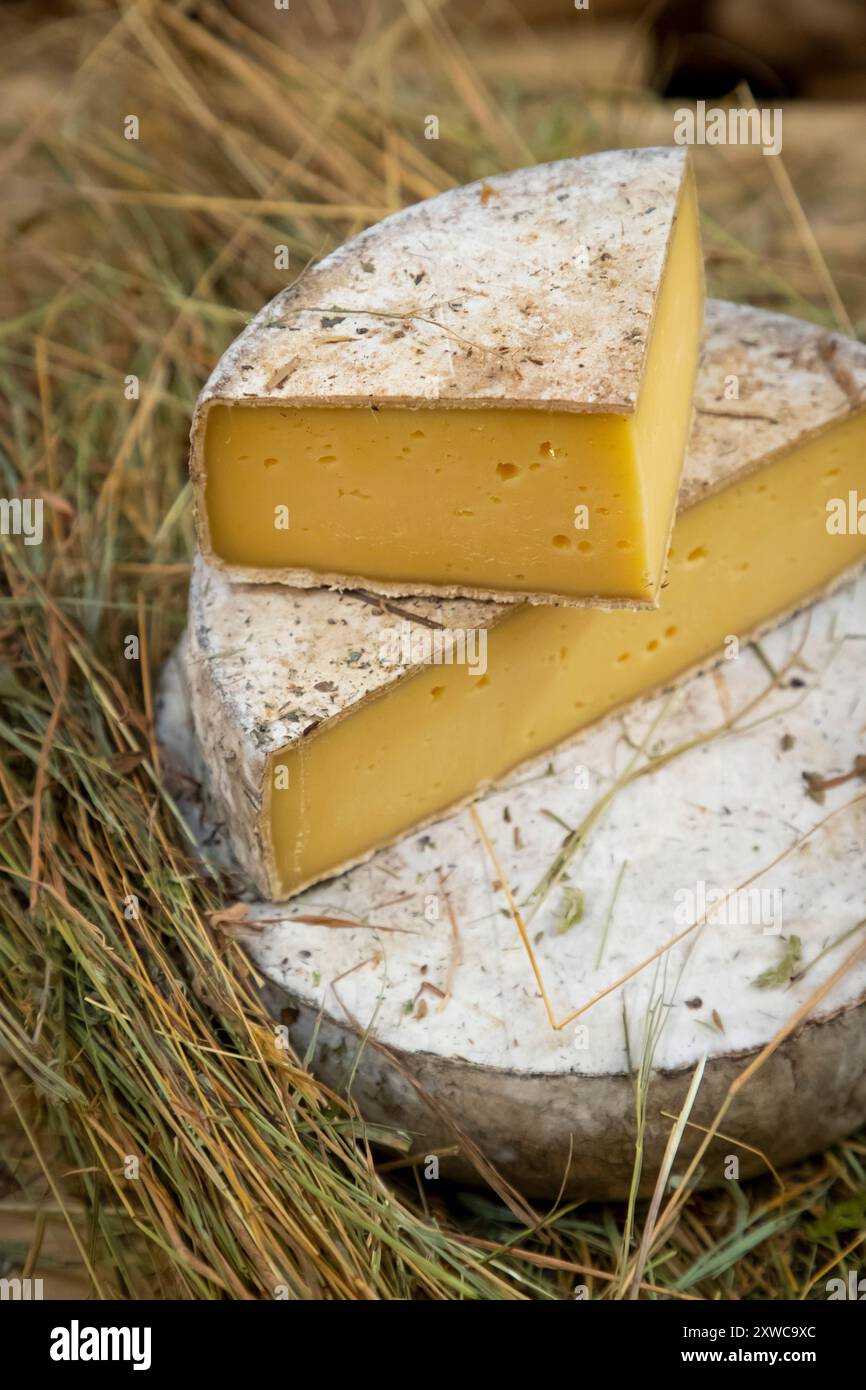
xmin=3 ymin=0 xmax=866 ymax=329
xmin=1 ymin=0 xmax=864 ymax=1303
xmin=219 ymin=0 xmax=866 ymax=98
xmin=15 ymin=0 xmax=866 ymax=96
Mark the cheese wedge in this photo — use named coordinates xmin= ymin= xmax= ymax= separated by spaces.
xmin=185 ymin=302 xmax=866 ymax=900
xmin=191 ymin=148 xmax=703 ymax=608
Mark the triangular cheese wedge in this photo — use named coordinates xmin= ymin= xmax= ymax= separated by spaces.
xmin=191 ymin=148 xmax=702 ymax=607
xmin=185 ymin=302 xmax=866 ymax=899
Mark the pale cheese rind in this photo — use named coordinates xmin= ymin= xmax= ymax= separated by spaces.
xmin=193 ymin=148 xmax=687 ymax=415
xmin=684 ymin=299 xmax=866 ymax=507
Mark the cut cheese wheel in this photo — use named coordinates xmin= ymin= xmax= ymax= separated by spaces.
xmin=159 ymin=571 xmax=866 ymax=1198
xmin=191 ymin=148 xmax=703 ymax=608
xmin=184 ymin=301 xmax=866 ymax=901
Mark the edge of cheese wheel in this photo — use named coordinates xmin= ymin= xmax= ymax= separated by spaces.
xmin=160 ymin=593 xmax=866 ymax=1198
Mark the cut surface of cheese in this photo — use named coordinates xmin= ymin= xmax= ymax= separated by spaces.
xmin=185 ymin=303 xmax=866 ymax=899
xmin=193 ymin=149 xmax=703 ymax=607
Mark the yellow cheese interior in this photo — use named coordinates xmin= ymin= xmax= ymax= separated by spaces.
xmin=203 ymin=179 xmax=702 ymax=604
xmin=267 ymin=411 xmax=866 ymax=896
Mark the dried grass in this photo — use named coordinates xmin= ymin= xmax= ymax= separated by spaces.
xmin=1 ymin=0 xmax=864 ymax=1300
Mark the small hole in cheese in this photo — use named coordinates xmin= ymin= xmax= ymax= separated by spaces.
xmin=496 ymin=462 xmax=519 ymax=480
xmin=552 ymin=534 xmax=571 ymax=549
xmin=687 ymin=545 xmax=707 ymax=563
xmin=263 ymin=457 xmax=279 ymax=468
xmin=430 ymin=685 xmax=446 ymax=701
